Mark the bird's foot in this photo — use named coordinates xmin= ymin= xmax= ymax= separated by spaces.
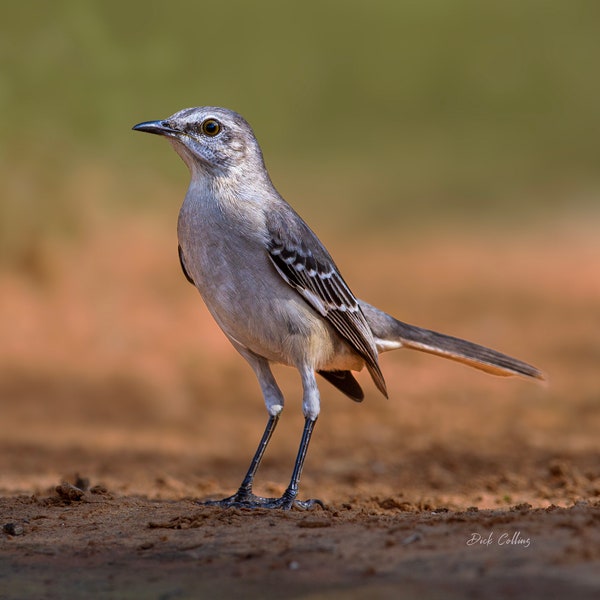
xmin=199 ymin=489 xmax=324 ymax=511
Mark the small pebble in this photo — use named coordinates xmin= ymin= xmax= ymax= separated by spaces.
xmin=3 ymin=523 xmax=24 ymax=536
xmin=56 ymin=482 xmax=85 ymax=502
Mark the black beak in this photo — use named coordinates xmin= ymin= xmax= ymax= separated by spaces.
xmin=132 ymin=120 xmax=179 ymax=136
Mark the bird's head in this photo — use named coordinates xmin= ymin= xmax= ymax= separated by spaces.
xmin=133 ymin=106 xmax=265 ymax=178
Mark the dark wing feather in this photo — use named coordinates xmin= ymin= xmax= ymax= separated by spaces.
xmin=266 ymin=210 xmax=387 ymax=397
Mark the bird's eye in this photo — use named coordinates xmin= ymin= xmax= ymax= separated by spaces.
xmin=200 ymin=119 xmax=221 ymax=136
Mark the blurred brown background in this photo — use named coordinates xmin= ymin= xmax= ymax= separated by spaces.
xmin=1 ymin=1 xmax=598 ymax=506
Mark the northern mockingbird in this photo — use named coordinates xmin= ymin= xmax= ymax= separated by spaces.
xmin=133 ymin=107 xmax=543 ymax=510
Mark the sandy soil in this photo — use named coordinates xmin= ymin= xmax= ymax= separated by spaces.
xmin=1 ymin=218 xmax=599 ymax=598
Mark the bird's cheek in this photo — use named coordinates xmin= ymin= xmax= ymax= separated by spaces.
xmin=230 ymin=139 xmax=245 ymax=154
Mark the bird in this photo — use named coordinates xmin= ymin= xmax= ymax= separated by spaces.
xmin=133 ymin=106 xmax=544 ymax=510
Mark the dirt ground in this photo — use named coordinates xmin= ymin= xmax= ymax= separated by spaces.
xmin=1 ymin=217 xmax=599 ymax=599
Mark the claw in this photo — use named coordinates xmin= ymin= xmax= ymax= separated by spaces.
xmin=199 ymin=493 xmax=324 ymax=511
xmin=290 ymin=498 xmax=325 ymax=510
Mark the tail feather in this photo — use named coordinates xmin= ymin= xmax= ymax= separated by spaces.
xmin=360 ymin=301 xmax=544 ymax=380
xmin=389 ymin=321 xmax=544 ymax=379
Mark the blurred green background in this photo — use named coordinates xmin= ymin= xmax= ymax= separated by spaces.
xmin=2 ymin=0 xmax=599 ymax=264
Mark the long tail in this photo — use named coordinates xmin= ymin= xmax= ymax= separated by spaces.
xmin=359 ymin=301 xmax=545 ymax=380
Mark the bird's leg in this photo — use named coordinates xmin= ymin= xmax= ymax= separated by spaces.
xmin=236 ymin=414 xmax=279 ymax=498
xmin=200 ymin=351 xmax=289 ymax=508
xmin=232 ymin=414 xmax=280 ymax=503
xmin=258 ymin=365 xmax=324 ymax=509
xmin=200 ymin=415 xmax=322 ymax=510
xmin=273 ymin=416 xmax=323 ymax=510
xmin=200 ymin=414 xmax=279 ymax=507
xmin=200 ymin=356 xmax=322 ymax=510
